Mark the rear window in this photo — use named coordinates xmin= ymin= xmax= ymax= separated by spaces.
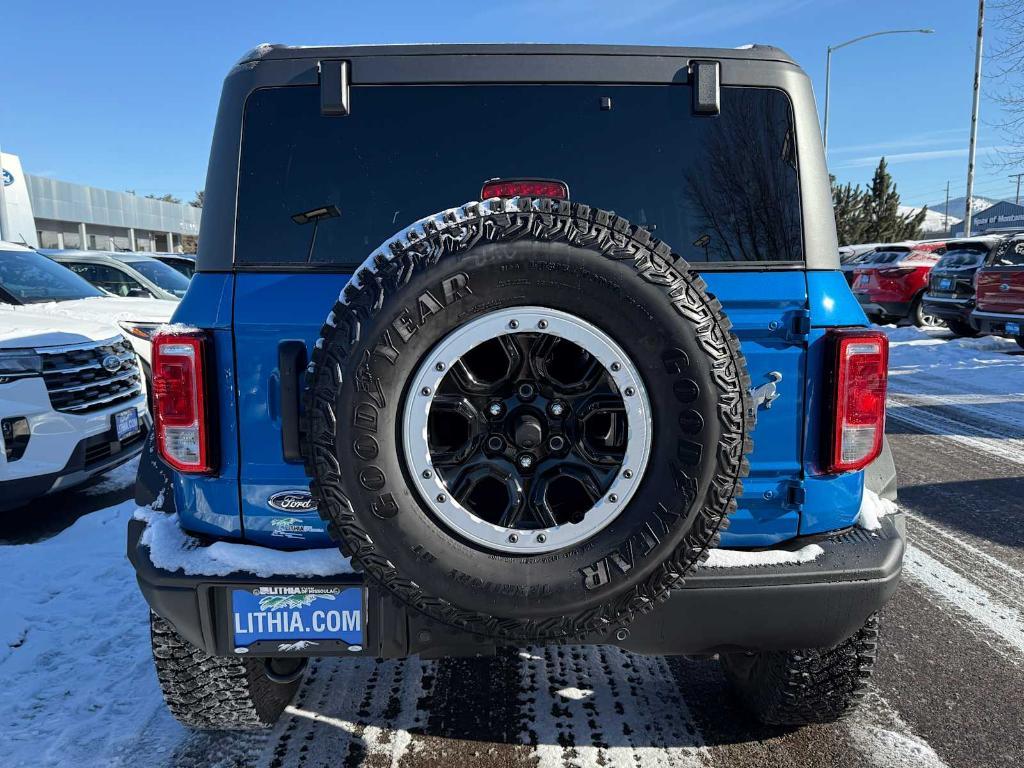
xmin=991 ymin=237 xmax=1024 ymax=267
xmin=236 ymin=84 xmax=803 ymax=268
xmin=937 ymin=244 xmax=990 ymax=269
xmin=870 ymin=249 xmax=911 ymax=265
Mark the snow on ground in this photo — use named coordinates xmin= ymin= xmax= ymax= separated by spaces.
xmin=0 ymin=501 xmax=186 ymax=767
xmin=883 ymin=325 xmax=1024 ymax=399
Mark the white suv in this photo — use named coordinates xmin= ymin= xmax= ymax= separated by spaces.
xmin=1 ymin=309 xmax=149 ymax=511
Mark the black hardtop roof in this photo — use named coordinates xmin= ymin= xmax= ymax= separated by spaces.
xmin=238 ymin=42 xmax=796 ymax=66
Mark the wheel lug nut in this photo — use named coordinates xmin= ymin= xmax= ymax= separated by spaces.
xmin=610 ymin=362 xmax=621 ymax=372
xmin=517 ymin=453 xmax=535 ymax=470
xmin=548 ymin=400 xmax=566 ymax=417
xmin=537 ymin=319 xmax=549 ymax=330
xmin=421 ymin=386 xmax=432 ymax=396
xmin=536 ymin=533 xmax=547 ymax=543
xmin=488 ymin=401 xmax=504 ymax=417
xmin=508 ymin=319 xmax=519 ymax=330
xmin=608 ymin=493 xmax=618 ymax=503
xmin=422 ymin=469 xmax=433 ymax=479
xmin=548 ymin=435 xmax=565 ymax=452
xmin=624 ymin=387 xmax=635 ymax=397
xmin=436 ymin=493 xmax=447 ymax=503
xmin=434 ymin=361 xmax=446 ymax=372
xmin=623 ymin=469 xmax=633 ymax=479
xmin=487 ymin=435 xmax=505 ymax=451
xmin=508 ymin=533 xmax=519 ymax=543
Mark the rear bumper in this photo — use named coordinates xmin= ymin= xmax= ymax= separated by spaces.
xmin=855 ymin=294 xmax=911 ymax=320
xmin=971 ymin=309 xmax=1024 ymax=336
xmin=923 ymin=295 xmax=973 ymax=323
xmin=128 ymin=513 xmax=905 ymax=658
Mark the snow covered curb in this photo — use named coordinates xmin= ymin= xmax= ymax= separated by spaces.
xmin=133 ymin=508 xmax=353 ymax=578
xmin=858 ymin=487 xmax=898 ymax=531
xmin=703 ymin=543 xmax=824 ymax=568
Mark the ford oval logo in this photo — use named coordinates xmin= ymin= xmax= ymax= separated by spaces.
xmin=102 ymin=354 xmax=122 ymax=373
xmin=268 ymin=490 xmax=317 ymax=512
xmin=1000 ymin=283 xmax=1011 ymax=292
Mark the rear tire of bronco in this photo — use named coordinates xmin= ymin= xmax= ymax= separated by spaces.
xmin=303 ymin=197 xmax=753 ymax=643
xmin=150 ymin=613 xmax=301 ymax=730
xmin=720 ymin=613 xmax=879 ymax=725
xmin=945 ymin=319 xmax=979 ymax=338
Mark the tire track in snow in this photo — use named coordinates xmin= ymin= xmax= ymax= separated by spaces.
xmin=521 ymin=645 xmax=707 ymax=768
xmin=885 ymin=404 xmax=1024 ymax=467
xmin=903 ymin=542 xmax=1024 ymax=663
xmin=907 ymin=512 xmax=1024 ymax=611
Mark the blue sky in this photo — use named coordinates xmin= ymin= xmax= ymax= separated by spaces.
xmin=0 ymin=0 xmax=1013 ymax=210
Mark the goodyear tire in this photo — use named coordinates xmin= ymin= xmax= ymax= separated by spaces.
xmin=303 ymin=198 xmax=753 ymax=642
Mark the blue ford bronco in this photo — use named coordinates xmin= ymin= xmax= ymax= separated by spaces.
xmin=129 ymin=43 xmax=903 ymax=730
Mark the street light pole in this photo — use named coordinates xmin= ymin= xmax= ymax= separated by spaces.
xmin=822 ymin=28 xmax=934 ymax=158
xmin=964 ymin=0 xmax=985 ymax=238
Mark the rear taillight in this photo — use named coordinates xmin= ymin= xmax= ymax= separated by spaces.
xmin=152 ymin=331 xmax=214 ymax=473
xmin=481 ymin=178 xmax=569 ymax=200
xmin=826 ymin=329 xmax=888 ymax=473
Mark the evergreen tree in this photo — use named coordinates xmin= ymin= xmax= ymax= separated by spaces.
xmin=831 ymin=158 xmax=926 ymax=245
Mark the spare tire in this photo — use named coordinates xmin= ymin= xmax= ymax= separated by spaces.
xmin=303 ymin=197 xmax=752 ymax=642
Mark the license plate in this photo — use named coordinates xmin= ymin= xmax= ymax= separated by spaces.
xmin=114 ymin=408 xmax=140 ymax=440
xmin=231 ymin=586 xmax=364 ymax=653
xmin=939 ymin=278 xmax=952 ymax=290
xmin=1007 ymin=321 xmax=1021 ymax=336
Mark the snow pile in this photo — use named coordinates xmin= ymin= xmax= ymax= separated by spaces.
xmin=858 ymin=488 xmax=898 ymax=531
xmin=703 ymin=543 xmax=824 ymax=568
xmin=134 ymin=507 xmax=353 ymax=578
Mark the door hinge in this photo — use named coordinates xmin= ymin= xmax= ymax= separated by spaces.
xmin=786 ymin=309 xmax=811 ymax=342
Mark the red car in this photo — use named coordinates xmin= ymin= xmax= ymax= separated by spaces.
xmin=853 ymin=241 xmax=948 ymax=327
xmin=971 ymin=234 xmax=1024 ymax=348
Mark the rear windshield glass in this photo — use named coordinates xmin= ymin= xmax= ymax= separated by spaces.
xmin=992 ymin=238 xmax=1024 ymax=266
xmin=236 ymin=85 xmax=803 ymax=268
xmin=871 ymin=249 xmax=911 ymax=265
xmin=938 ymin=244 xmax=990 ymax=268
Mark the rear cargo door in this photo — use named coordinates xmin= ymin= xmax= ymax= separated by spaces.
xmin=230 ymin=79 xmax=815 ymax=546
xmin=978 ymin=238 xmax=1024 ymax=315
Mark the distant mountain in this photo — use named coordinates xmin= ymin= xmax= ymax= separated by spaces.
xmin=898 ymin=205 xmax=961 ymax=234
xmin=920 ymin=196 xmax=1006 ymax=221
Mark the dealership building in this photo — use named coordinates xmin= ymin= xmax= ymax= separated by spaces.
xmin=1 ymin=151 xmax=201 ymax=252
xmin=950 ymin=200 xmax=1024 ymax=237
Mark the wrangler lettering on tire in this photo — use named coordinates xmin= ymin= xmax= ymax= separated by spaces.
xmin=303 ymin=197 xmax=753 ymax=642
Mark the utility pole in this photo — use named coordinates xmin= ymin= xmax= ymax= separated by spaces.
xmin=1010 ymin=172 xmax=1024 ymax=205
xmin=944 ymin=180 xmax=950 ymax=232
xmin=0 ymin=141 xmax=9 ymax=243
xmin=964 ymin=0 xmax=985 ymax=237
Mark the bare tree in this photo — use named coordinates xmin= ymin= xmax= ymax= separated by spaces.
xmin=988 ymin=1 xmax=1024 ymax=169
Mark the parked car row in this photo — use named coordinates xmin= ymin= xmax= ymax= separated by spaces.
xmin=846 ymin=233 xmax=1024 ymax=347
xmin=0 ymin=241 xmax=193 ymax=511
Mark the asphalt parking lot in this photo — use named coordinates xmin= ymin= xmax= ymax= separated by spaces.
xmin=2 ymin=327 xmax=1023 ymax=768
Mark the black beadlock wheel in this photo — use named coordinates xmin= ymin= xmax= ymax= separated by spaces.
xmin=302 ymin=197 xmax=753 ymax=642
